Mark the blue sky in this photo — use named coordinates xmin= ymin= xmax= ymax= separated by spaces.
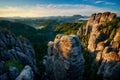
xmin=0 ymin=0 xmax=120 ymax=17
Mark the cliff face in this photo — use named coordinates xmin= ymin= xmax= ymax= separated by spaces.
xmin=83 ymin=12 xmax=120 ymax=80
xmin=0 ymin=29 xmax=37 ymax=80
xmin=44 ymin=34 xmax=85 ymax=80
xmin=96 ymin=30 xmax=120 ymax=80
xmin=85 ymin=12 xmax=116 ymax=35
xmin=86 ymin=12 xmax=116 ymax=52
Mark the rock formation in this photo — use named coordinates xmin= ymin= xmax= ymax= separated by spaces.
xmin=0 ymin=29 xmax=37 ymax=80
xmin=44 ymin=34 xmax=85 ymax=80
xmin=9 ymin=66 xmax=19 ymax=80
xmin=16 ymin=65 xmax=34 ymax=80
xmin=85 ymin=12 xmax=116 ymax=35
xmin=86 ymin=12 xmax=116 ymax=53
xmin=96 ymin=30 xmax=120 ymax=80
xmin=82 ymin=12 xmax=120 ymax=80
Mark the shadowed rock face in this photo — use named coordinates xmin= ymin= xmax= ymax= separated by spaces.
xmin=0 ymin=29 xmax=37 ymax=80
xmin=96 ymin=30 xmax=120 ymax=80
xmin=16 ymin=65 xmax=34 ymax=80
xmin=44 ymin=34 xmax=85 ymax=80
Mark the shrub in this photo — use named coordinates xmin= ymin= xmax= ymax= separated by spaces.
xmin=109 ymin=28 xmax=116 ymax=39
xmin=5 ymin=59 xmax=24 ymax=71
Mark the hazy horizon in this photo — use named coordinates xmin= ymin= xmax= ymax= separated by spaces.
xmin=0 ymin=0 xmax=120 ymax=17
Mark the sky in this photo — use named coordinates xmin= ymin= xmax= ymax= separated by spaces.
xmin=0 ymin=0 xmax=120 ymax=17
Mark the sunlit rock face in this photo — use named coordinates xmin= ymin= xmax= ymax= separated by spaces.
xmin=85 ymin=12 xmax=116 ymax=35
xmin=95 ymin=31 xmax=120 ymax=80
xmin=87 ymin=12 xmax=116 ymax=53
xmin=0 ymin=29 xmax=37 ymax=80
xmin=97 ymin=47 xmax=120 ymax=80
xmin=102 ymin=31 xmax=120 ymax=80
xmin=85 ymin=12 xmax=120 ymax=80
xmin=44 ymin=34 xmax=85 ymax=80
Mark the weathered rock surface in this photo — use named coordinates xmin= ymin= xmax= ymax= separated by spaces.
xmin=16 ymin=65 xmax=34 ymax=80
xmin=0 ymin=73 xmax=8 ymax=80
xmin=87 ymin=12 xmax=116 ymax=52
xmin=84 ymin=12 xmax=120 ymax=80
xmin=97 ymin=30 xmax=120 ymax=80
xmin=85 ymin=12 xmax=116 ymax=35
xmin=9 ymin=66 xmax=19 ymax=80
xmin=0 ymin=29 xmax=37 ymax=80
xmin=44 ymin=34 xmax=85 ymax=80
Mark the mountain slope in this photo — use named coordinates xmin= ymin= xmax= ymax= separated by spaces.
xmin=0 ymin=20 xmax=37 ymax=38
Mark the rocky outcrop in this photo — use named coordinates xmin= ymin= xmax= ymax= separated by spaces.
xmin=9 ymin=66 xmax=19 ymax=80
xmin=87 ymin=12 xmax=116 ymax=53
xmin=44 ymin=34 xmax=85 ymax=80
xmin=85 ymin=12 xmax=116 ymax=35
xmin=77 ymin=12 xmax=116 ymax=36
xmin=84 ymin=12 xmax=120 ymax=80
xmin=95 ymin=29 xmax=120 ymax=80
xmin=16 ymin=65 xmax=34 ymax=80
xmin=0 ymin=29 xmax=37 ymax=80
xmin=77 ymin=26 xmax=86 ymax=35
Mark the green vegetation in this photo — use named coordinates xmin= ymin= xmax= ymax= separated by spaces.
xmin=0 ymin=20 xmax=37 ymax=39
xmin=79 ymin=35 xmax=90 ymax=48
xmin=5 ymin=59 xmax=24 ymax=71
xmin=110 ymin=28 xmax=116 ymax=39
xmin=19 ymin=35 xmax=25 ymax=40
xmin=83 ymin=49 xmax=103 ymax=80
xmin=55 ymin=22 xmax=86 ymax=35
xmin=100 ymin=17 xmax=120 ymax=39
xmin=0 ymin=27 xmax=11 ymax=33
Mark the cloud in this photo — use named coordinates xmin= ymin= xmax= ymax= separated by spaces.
xmin=0 ymin=4 xmax=119 ymax=17
xmin=95 ymin=1 xmax=104 ymax=4
xmin=95 ymin=1 xmax=116 ymax=5
xmin=105 ymin=2 xmax=116 ymax=5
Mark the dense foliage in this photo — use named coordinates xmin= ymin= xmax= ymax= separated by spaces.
xmin=5 ymin=59 xmax=24 ymax=71
xmin=55 ymin=22 xmax=86 ymax=34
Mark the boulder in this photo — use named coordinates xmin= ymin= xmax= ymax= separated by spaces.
xmin=9 ymin=66 xmax=19 ymax=80
xmin=16 ymin=65 xmax=34 ymax=80
xmin=0 ymin=73 xmax=8 ymax=80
